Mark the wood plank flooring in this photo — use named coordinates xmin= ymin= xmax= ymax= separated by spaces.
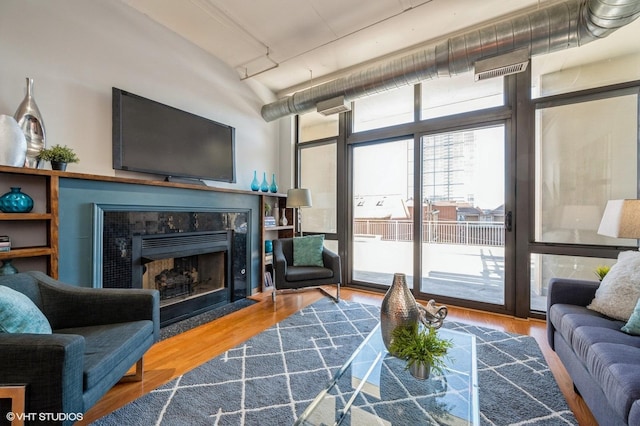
xmin=78 ymin=287 xmax=597 ymax=425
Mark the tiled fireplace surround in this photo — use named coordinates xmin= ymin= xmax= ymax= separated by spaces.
xmin=94 ymin=206 xmax=249 ymax=326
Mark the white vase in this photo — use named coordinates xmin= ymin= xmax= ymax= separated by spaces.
xmin=0 ymin=115 xmax=27 ymax=167
xmin=14 ymin=77 xmax=46 ymax=168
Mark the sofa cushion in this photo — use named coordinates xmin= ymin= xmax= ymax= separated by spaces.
xmin=285 ymin=265 xmax=333 ymax=282
xmin=0 ymin=285 xmax=52 ymax=334
xmin=293 ymin=235 xmax=325 ymax=267
xmin=587 ymin=250 xmax=640 ymax=321
xmin=586 ymin=343 xmax=640 ymax=423
xmin=549 ymin=304 xmax=620 ymax=348
xmin=56 ymin=320 xmax=153 ymax=389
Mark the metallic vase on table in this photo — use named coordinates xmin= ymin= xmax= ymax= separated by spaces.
xmin=380 ymin=273 xmax=422 ymax=350
xmin=380 ymin=272 xmax=449 ymax=351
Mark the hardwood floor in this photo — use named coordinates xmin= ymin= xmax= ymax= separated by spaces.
xmin=79 ymin=287 xmax=597 ymax=425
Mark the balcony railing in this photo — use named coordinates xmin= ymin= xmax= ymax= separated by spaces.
xmin=354 ymin=219 xmax=505 ymax=246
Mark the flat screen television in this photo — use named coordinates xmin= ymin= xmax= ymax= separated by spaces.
xmin=112 ymin=88 xmax=236 ymax=183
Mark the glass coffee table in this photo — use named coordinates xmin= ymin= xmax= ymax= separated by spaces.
xmin=295 ymin=323 xmax=478 ymax=425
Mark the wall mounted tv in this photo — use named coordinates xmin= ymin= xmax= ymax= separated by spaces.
xmin=112 ymin=88 xmax=235 ymax=183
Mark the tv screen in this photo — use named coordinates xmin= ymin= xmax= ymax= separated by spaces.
xmin=112 ymin=88 xmax=236 ymax=183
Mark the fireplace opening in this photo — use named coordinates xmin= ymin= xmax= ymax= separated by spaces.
xmin=132 ymin=230 xmax=233 ymax=325
xmin=142 ymin=251 xmax=226 ymax=308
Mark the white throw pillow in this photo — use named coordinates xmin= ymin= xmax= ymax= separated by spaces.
xmin=587 ymin=250 xmax=640 ymax=321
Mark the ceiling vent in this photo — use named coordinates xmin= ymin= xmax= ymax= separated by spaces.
xmin=316 ymin=96 xmax=351 ymax=116
xmin=474 ymin=48 xmax=530 ymax=81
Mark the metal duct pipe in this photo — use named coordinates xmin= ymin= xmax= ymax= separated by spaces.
xmin=261 ymin=0 xmax=640 ymax=121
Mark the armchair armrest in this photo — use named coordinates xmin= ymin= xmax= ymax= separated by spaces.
xmin=273 ymin=241 xmax=288 ymax=288
xmin=322 ymin=248 xmax=341 ymax=282
xmin=27 ymin=271 xmax=160 ymax=339
xmin=0 ymin=333 xmax=85 ymax=415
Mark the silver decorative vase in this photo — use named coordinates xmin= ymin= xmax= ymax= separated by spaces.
xmin=0 ymin=115 xmax=27 ymax=167
xmin=14 ymin=77 xmax=46 ymax=168
xmin=380 ymin=273 xmax=421 ymax=350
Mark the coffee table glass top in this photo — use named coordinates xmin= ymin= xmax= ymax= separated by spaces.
xmin=296 ymin=323 xmax=478 ymax=426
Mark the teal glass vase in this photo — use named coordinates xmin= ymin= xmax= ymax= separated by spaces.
xmin=260 ymin=172 xmax=269 ymax=192
xmin=250 ymin=170 xmax=260 ymax=191
xmin=0 ymin=259 xmax=18 ymax=275
xmin=269 ymin=173 xmax=278 ymax=193
xmin=0 ymin=187 xmax=34 ymax=213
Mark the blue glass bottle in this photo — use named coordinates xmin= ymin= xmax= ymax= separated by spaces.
xmin=260 ymin=172 xmax=269 ymax=192
xmin=250 ymin=170 xmax=260 ymax=191
xmin=269 ymin=173 xmax=278 ymax=193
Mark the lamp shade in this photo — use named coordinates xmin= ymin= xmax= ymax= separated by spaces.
xmin=597 ymin=199 xmax=640 ymax=238
xmin=286 ymin=188 xmax=312 ymax=208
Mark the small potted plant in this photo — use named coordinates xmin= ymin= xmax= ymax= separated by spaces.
xmin=595 ymin=265 xmax=611 ymax=281
xmin=389 ymin=323 xmax=453 ymax=379
xmin=37 ymin=144 xmax=79 ymax=171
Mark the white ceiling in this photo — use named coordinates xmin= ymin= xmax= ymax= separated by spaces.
xmin=120 ymin=0 xmax=640 ymax=97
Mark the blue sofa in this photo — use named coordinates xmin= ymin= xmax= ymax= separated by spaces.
xmin=0 ymin=271 xmax=159 ymax=425
xmin=547 ymin=277 xmax=640 ymax=426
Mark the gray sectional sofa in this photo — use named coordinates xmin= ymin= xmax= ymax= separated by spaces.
xmin=547 ymin=277 xmax=640 ymax=426
xmin=0 ymin=271 xmax=159 ymax=425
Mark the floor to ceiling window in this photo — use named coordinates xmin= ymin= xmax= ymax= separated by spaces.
xmin=297 ymin=112 xmax=339 ymax=253
xmin=527 ymin=45 xmax=640 ymax=314
xmin=295 ymin=40 xmax=640 ymax=318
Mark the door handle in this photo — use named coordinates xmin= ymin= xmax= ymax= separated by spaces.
xmin=505 ymin=211 xmax=513 ymax=232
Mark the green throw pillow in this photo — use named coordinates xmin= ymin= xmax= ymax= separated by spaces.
xmin=293 ymin=235 xmax=325 ymax=267
xmin=622 ymin=297 xmax=640 ymax=335
xmin=0 ymin=285 xmax=52 ymax=334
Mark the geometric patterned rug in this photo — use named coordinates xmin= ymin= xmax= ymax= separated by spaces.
xmin=92 ymin=298 xmax=577 ymax=425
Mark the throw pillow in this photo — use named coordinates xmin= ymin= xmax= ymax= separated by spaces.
xmin=622 ymin=297 xmax=640 ymax=335
xmin=293 ymin=235 xmax=325 ymax=267
xmin=0 ymin=285 xmax=52 ymax=334
xmin=587 ymin=250 xmax=640 ymax=321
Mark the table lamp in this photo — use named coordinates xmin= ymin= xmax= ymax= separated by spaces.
xmin=597 ymin=199 xmax=640 ymax=246
xmin=286 ymin=188 xmax=312 ymax=236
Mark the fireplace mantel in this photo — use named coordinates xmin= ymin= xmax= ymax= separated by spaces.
xmin=0 ymin=165 xmax=280 ymax=294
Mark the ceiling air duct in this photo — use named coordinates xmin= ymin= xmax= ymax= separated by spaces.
xmin=316 ymin=96 xmax=351 ymax=116
xmin=474 ymin=48 xmax=530 ymax=81
xmin=261 ymin=0 xmax=640 ymax=122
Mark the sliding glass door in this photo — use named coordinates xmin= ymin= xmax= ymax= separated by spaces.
xmin=420 ymin=125 xmax=506 ymax=305
xmin=352 ymin=139 xmax=414 ymax=288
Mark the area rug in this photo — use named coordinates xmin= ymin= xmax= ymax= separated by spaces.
xmin=159 ymin=298 xmax=257 ymax=341
xmin=93 ymin=299 xmax=577 ymax=425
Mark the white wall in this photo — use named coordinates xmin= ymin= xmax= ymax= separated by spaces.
xmin=0 ymin=0 xmax=292 ymax=191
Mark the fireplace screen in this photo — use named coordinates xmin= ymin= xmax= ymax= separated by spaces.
xmin=143 ymin=252 xmax=226 ymax=306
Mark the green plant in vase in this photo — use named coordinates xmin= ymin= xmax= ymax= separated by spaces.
xmin=37 ymin=144 xmax=79 ymax=171
xmin=389 ymin=322 xmax=453 ymax=379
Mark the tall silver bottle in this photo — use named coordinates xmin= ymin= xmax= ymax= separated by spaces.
xmin=380 ymin=273 xmax=421 ymax=350
xmin=14 ymin=77 xmax=46 ymax=168
xmin=380 ymin=272 xmax=449 ymax=351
